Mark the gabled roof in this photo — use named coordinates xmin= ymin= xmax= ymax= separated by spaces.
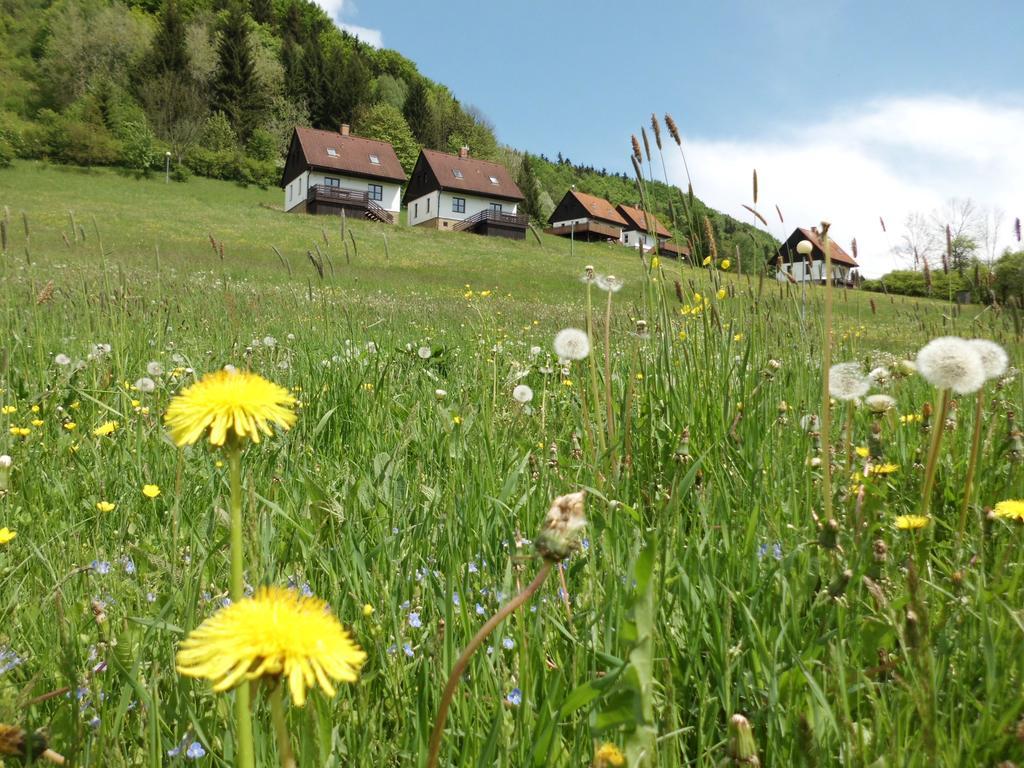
xmin=616 ymin=204 xmax=672 ymax=238
xmin=775 ymin=227 xmax=859 ymax=268
xmin=554 ymin=190 xmax=627 ymax=226
xmin=404 ymin=149 xmax=523 ymax=203
xmin=290 ymin=126 xmax=406 ymax=183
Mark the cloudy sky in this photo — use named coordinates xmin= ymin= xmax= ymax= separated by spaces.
xmin=321 ymin=1 xmax=1022 ymax=276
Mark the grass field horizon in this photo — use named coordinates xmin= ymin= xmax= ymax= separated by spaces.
xmin=1 ymin=159 xmax=1023 ymax=767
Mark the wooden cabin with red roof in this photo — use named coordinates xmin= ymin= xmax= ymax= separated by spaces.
xmin=545 ymin=190 xmax=627 ymax=242
xmin=774 ymin=226 xmax=859 ymax=285
xmin=403 ymin=147 xmax=527 ymax=239
xmin=616 ymin=204 xmax=672 ymax=252
xmin=281 ymin=124 xmax=406 ymax=223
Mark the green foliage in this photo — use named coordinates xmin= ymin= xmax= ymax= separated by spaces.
xmin=993 ymin=250 xmax=1024 ymax=305
xmin=862 ymin=265 xmax=992 ymax=303
xmin=355 ymin=102 xmax=418 ymax=172
xmin=516 ymin=153 xmax=542 ymax=223
xmin=402 ymin=78 xmax=432 ymax=145
xmin=246 ymin=126 xmax=277 ymax=162
xmin=118 ymin=120 xmax=157 ymax=172
xmin=373 ymin=74 xmax=408 ymax=110
xmin=0 ymin=134 xmax=13 ymax=167
xmin=199 ymin=110 xmax=238 ymax=151
xmin=211 ymin=3 xmax=266 ymax=140
xmin=145 ymin=0 xmax=188 ymax=76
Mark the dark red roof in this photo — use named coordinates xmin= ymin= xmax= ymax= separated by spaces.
xmin=292 ymin=127 xmax=406 ymax=183
xmin=411 ymin=149 xmax=523 ymax=202
xmin=564 ymin=190 xmax=628 ymax=226
xmin=776 ymin=227 xmax=859 ymax=268
xmin=616 ymin=204 xmax=672 ymax=238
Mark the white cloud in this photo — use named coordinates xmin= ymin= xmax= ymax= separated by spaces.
xmin=665 ymin=96 xmax=1024 ymax=277
xmin=313 ymin=0 xmax=383 ymax=48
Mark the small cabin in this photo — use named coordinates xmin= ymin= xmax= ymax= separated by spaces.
xmin=616 ymin=204 xmax=672 ymax=252
xmin=280 ymin=125 xmax=406 ymax=223
xmin=773 ymin=227 xmax=859 ymax=285
xmin=403 ymin=148 xmax=527 ymax=239
xmin=545 ymin=190 xmax=627 ymax=242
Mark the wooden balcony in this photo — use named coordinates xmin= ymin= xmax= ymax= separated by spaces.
xmin=544 ymin=220 xmax=623 ymax=242
xmin=453 ymin=209 xmax=528 ymax=240
xmin=657 ymin=240 xmax=691 ymax=260
xmin=305 ymin=185 xmax=394 ymax=224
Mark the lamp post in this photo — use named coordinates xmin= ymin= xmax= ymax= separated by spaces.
xmin=797 ymin=238 xmax=813 ymax=322
xmin=165 ymin=151 xmax=172 ymax=184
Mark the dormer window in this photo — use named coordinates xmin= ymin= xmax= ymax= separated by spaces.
xmin=369 ymin=154 xmax=380 ymax=164
xmin=489 ymin=176 xmax=499 ymax=185
xmin=452 ymin=168 xmax=463 ymax=179
xmin=326 ymin=148 xmax=338 ymax=157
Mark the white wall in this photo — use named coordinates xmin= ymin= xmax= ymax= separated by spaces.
xmin=775 ymin=260 xmax=851 ymax=282
xmin=621 ymin=229 xmax=659 ymax=251
xmin=285 ymin=171 xmax=402 ymax=213
xmin=550 ymin=217 xmax=590 ymax=228
xmin=408 ymin=190 xmax=519 ymax=226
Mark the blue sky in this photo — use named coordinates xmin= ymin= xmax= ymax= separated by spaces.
xmin=333 ymin=1 xmax=1024 ymax=275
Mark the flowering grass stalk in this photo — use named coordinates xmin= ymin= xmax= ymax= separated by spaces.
xmin=819 ymin=223 xmax=834 ymax=522
xmin=919 ymin=388 xmax=949 ymax=520
xmin=958 ymin=391 xmax=984 ymax=540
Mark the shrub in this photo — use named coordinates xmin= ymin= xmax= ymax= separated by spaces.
xmin=171 ymin=163 xmax=192 ymax=183
xmin=994 ymin=251 xmax=1024 ymax=306
xmin=118 ymin=120 xmax=157 ymax=173
xmin=0 ymin=135 xmax=13 ymax=168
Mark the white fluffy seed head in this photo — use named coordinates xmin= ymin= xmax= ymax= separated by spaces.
xmin=916 ymin=336 xmax=985 ymax=394
xmin=865 ymin=394 xmax=896 ymax=413
xmin=54 ymin=353 xmax=71 ymax=366
xmin=829 ymin=362 xmax=871 ymax=400
xmin=968 ymin=339 xmax=1008 ymax=380
xmin=134 ymin=377 xmax=156 ymax=394
xmin=0 ymin=454 xmax=12 ymax=468
xmin=417 ymin=346 xmax=432 ymax=360
xmin=596 ymin=274 xmax=623 ymax=293
xmin=512 ymin=385 xmax=534 ymax=404
xmin=553 ymin=328 xmax=591 ymax=361
xmin=146 ymin=361 xmax=164 ymax=376
xmin=867 ymin=367 xmax=891 ymax=386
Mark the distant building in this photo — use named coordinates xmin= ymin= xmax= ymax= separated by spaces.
xmin=403 ymin=147 xmax=527 ymax=239
xmin=545 ymin=190 xmax=627 ymax=242
xmin=774 ymin=226 xmax=859 ymax=285
xmin=280 ymin=125 xmax=406 ymax=222
xmin=616 ymin=204 xmax=672 ymax=252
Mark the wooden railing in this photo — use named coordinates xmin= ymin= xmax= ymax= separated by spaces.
xmin=365 ymin=199 xmax=394 ymax=224
xmin=308 ymin=185 xmax=393 ymax=224
xmin=545 ymin=221 xmax=622 ymax=240
xmin=453 ymin=209 xmax=528 ymax=232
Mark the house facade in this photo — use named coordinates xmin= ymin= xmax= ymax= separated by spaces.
xmin=280 ymin=125 xmax=406 ymax=222
xmin=403 ymin=148 xmax=527 ymax=239
xmin=616 ymin=204 xmax=672 ymax=252
xmin=545 ymin=190 xmax=627 ymax=242
xmin=773 ymin=227 xmax=859 ymax=285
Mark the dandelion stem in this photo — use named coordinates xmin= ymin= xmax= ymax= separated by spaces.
xmin=920 ymin=388 xmax=950 ymax=519
xmin=585 ymin=282 xmax=606 ymax=455
xmin=227 ymin=445 xmax=255 ymax=768
xmin=820 ymin=226 xmax=834 ymax=522
xmin=427 ymin=560 xmax=553 ymax=768
xmin=604 ymin=290 xmax=615 ymax=451
xmin=269 ymin=681 xmax=298 ymax=768
xmin=958 ymin=391 xmax=984 ymax=540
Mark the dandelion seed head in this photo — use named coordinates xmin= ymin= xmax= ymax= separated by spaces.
xmin=512 ymin=385 xmax=533 ymax=404
xmin=596 ymin=274 xmax=623 ymax=293
xmin=916 ymin=336 xmax=985 ymax=394
xmin=553 ymin=328 xmax=590 ymax=361
xmin=829 ymin=362 xmax=870 ymax=400
xmin=54 ymin=353 xmax=71 ymax=366
xmin=0 ymin=455 xmax=11 ymax=469
xmin=968 ymin=339 xmax=1008 ymax=380
xmin=134 ymin=377 xmax=156 ymax=394
xmin=417 ymin=346 xmax=432 ymax=360
xmin=865 ymin=394 xmax=896 ymax=413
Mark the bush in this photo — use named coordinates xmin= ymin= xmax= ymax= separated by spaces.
xmin=247 ymin=128 xmax=277 ymax=164
xmin=0 ymin=111 xmax=33 ymax=158
xmin=0 ymin=136 xmax=13 ymax=168
xmin=862 ymin=267 xmax=992 ymax=303
xmin=171 ymin=163 xmax=192 ymax=183
xmin=61 ymin=119 xmax=122 ymax=166
xmin=118 ymin=120 xmax=157 ymax=173
xmin=994 ymin=251 xmax=1024 ymax=306
xmin=184 ymin=146 xmax=275 ymax=187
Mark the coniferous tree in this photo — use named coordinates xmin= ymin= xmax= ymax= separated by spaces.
xmin=212 ymin=3 xmax=265 ymax=140
xmin=250 ymin=0 xmax=273 ymax=25
xmin=516 ymin=153 xmax=542 ymax=222
xmin=402 ymin=78 xmax=431 ymax=145
xmin=148 ymin=0 xmax=188 ymax=75
xmin=300 ymin=39 xmax=329 ymax=127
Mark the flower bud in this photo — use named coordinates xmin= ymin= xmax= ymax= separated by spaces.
xmin=535 ymin=491 xmax=587 ymax=562
xmin=724 ymin=714 xmax=760 ymax=766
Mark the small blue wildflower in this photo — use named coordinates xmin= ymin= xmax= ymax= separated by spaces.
xmin=186 ymin=741 xmax=206 ymax=759
xmin=452 ymin=592 xmax=460 ymax=607
xmin=506 ymin=688 xmax=522 ymax=706
xmin=387 ymin=644 xmax=397 ymax=655
xmin=468 ymin=562 xmax=479 ymax=574
xmin=88 ymin=715 xmax=101 ymax=729
xmin=121 ymin=557 xmax=136 ymax=575
xmin=403 ymin=643 xmax=414 ymax=658
xmin=400 ymin=600 xmax=411 ymax=610
xmin=475 ymin=603 xmax=486 ymax=616
xmin=146 ymin=592 xmax=157 ymax=603
xmin=502 ymin=637 xmax=514 ymax=650
xmin=1 ymin=647 xmax=24 ymax=675
xmin=220 ymin=597 xmax=232 ymax=608
xmin=90 ymin=560 xmax=111 ymax=575
xmin=408 ymin=612 xmax=422 ymax=629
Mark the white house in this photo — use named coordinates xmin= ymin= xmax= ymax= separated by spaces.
xmin=616 ymin=204 xmax=672 ymax=252
xmin=280 ymin=125 xmax=406 ymax=223
xmin=774 ymin=226 xmax=859 ymax=285
xmin=403 ymin=148 xmax=527 ymax=239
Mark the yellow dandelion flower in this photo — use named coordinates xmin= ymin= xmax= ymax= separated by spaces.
xmin=702 ymin=256 xmax=712 ymax=266
xmin=163 ymin=369 xmax=296 ymax=447
xmin=678 ymin=330 xmax=687 ymax=340
xmin=870 ymin=463 xmax=900 ymax=475
xmin=721 ymin=259 xmax=731 ymax=270
xmin=9 ymin=427 xmax=30 ymax=437
xmin=30 ymin=405 xmax=39 ymax=413
xmin=480 ymin=290 xmax=492 ymax=297
xmin=30 ymin=419 xmax=44 ymax=427
xmin=994 ymin=499 xmax=1024 ymax=521
xmin=96 ymin=501 xmax=116 ymax=513
xmin=895 ymin=515 xmax=930 ymax=530
xmin=562 ymin=379 xmax=574 ymax=387
xmin=651 ymin=256 xmax=660 ymax=269
xmin=717 ymin=288 xmax=727 ymax=300
xmin=176 ymin=586 xmax=366 ymax=706
xmin=0 ymin=527 xmax=16 ymax=545
xmin=1 ymin=405 xmax=16 ymax=415
xmin=92 ymin=421 xmax=119 ymax=437
xmin=595 ymin=742 xmax=626 ymax=767
xmin=362 ymin=603 xmax=374 ymax=617
xmin=142 ymin=484 xmax=161 ymax=499
xmin=63 ymin=422 xmax=77 ymax=431
xmin=693 ymin=292 xmax=702 ymax=302
xmin=733 ymin=333 xmax=744 ymax=342
xmin=69 ymin=401 xmax=80 ymax=410
xmin=635 ymin=373 xmax=644 ymax=381
xmin=855 ymin=446 xmax=870 ymax=459
xmin=452 ymin=415 xmax=462 ymax=425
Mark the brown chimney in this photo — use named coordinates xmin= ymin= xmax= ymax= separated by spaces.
xmin=459 ymin=146 xmax=469 ymax=159
xmin=340 ymin=124 xmax=350 ymax=137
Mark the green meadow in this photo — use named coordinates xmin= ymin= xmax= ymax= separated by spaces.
xmin=1 ymin=159 xmax=1023 ymax=767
